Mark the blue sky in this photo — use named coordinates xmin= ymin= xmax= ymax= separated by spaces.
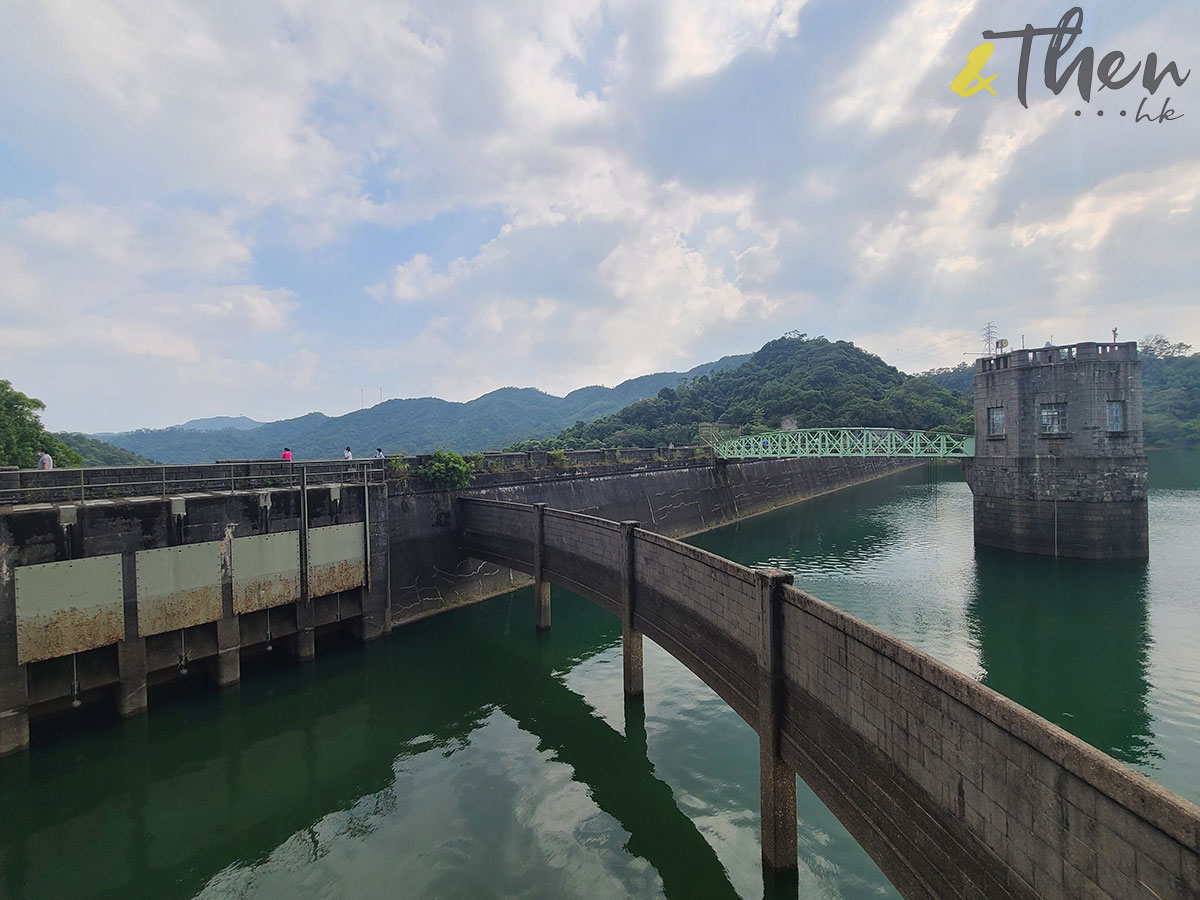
xmin=1 ymin=0 xmax=1196 ymax=432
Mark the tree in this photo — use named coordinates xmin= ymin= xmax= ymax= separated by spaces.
xmin=0 ymin=380 xmax=83 ymax=468
xmin=416 ymin=449 xmax=475 ymax=491
xmin=1141 ymin=334 xmax=1193 ymax=359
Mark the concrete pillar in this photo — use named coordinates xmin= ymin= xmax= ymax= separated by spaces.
xmin=291 ymin=601 xmax=316 ymax=660
xmin=755 ymin=568 xmax=797 ymax=874
xmin=213 ymin=616 xmax=240 ymax=686
xmin=293 ymin=467 xmax=316 ymax=659
xmin=115 ymin=551 xmax=147 ymax=716
xmin=532 ymin=503 xmax=550 ymax=631
xmin=0 ymin=664 xmax=28 ymax=756
xmin=213 ymin=523 xmax=240 ymax=686
xmin=619 ymin=520 xmax=643 ymax=699
xmin=0 ymin=547 xmax=29 ymax=755
xmin=354 ymin=484 xmax=390 ymax=641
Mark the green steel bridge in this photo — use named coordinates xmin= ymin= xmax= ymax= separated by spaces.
xmin=713 ymin=428 xmax=975 ymax=460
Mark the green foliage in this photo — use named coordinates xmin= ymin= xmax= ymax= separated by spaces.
xmin=0 ymin=380 xmax=83 ymax=468
xmin=463 ymin=452 xmax=485 ymax=471
xmin=416 ymin=449 xmax=475 ymax=491
xmin=386 ymin=456 xmax=412 ymax=480
xmin=511 ymin=335 xmax=973 ymax=450
xmin=1141 ymin=335 xmax=1200 ymax=448
xmin=547 ymin=448 xmax=568 ymax=467
xmin=54 ymin=432 xmax=154 ymax=466
xmin=918 ymin=362 xmax=975 ymax=396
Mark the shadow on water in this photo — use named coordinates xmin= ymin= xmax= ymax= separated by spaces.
xmin=0 ymin=587 xmax=739 ymax=900
xmin=967 ymin=548 xmax=1158 ymax=767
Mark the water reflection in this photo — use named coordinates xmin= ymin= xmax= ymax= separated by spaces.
xmin=967 ymin=549 xmax=1157 ymax=767
xmin=0 ymin=590 xmax=742 ymax=900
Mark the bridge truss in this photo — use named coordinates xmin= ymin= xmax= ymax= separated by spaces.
xmin=714 ymin=428 xmax=975 ymax=460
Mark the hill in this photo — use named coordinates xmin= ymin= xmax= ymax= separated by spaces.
xmin=178 ymin=416 xmax=264 ymax=431
xmin=97 ymin=354 xmax=751 ymax=463
xmin=917 ymin=362 xmax=974 ymax=395
xmin=1140 ymin=336 xmax=1199 ymax=447
xmin=54 ymin=432 xmax=156 ymax=466
xmin=513 ymin=334 xmax=973 ymax=449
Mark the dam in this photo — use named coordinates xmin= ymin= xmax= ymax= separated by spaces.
xmin=2 ymin=448 xmax=1198 ymax=898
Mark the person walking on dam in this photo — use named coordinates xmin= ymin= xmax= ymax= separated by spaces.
xmin=36 ymin=448 xmax=53 ymax=470
xmin=374 ymin=448 xmax=384 ymax=459
xmin=344 ymin=447 xmax=353 ymax=460
xmin=281 ymin=448 xmax=292 ymax=461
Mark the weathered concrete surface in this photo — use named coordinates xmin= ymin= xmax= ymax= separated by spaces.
xmin=134 ymin=544 xmax=223 ymax=636
xmin=231 ymin=532 xmax=301 ymax=615
xmin=388 ymin=456 xmax=918 ymax=629
xmin=0 ymin=480 xmax=387 ymax=753
xmin=461 ymin=497 xmax=1200 ymax=900
xmin=15 ymin=556 xmax=125 ymax=664
xmin=965 ymin=342 xmax=1149 ymax=559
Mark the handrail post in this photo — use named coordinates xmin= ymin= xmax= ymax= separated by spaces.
xmin=755 ymin=567 xmax=797 ymax=875
xmin=532 ymin=503 xmax=550 ymax=630
xmin=619 ymin=520 xmax=642 ymax=699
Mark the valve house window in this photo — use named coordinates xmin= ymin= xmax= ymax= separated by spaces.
xmin=1106 ymin=401 xmax=1126 ymax=432
xmin=987 ymin=407 xmax=1005 ymax=435
xmin=1041 ymin=403 xmax=1068 ymax=434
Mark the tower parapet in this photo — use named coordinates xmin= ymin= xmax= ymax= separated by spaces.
xmin=964 ymin=341 xmax=1148 ymax=558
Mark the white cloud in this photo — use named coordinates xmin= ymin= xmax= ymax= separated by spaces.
xmin=827 ymin=0 xmax=975 ymax=133
xmin=0 ymin=0 xmax=1195 ymax=434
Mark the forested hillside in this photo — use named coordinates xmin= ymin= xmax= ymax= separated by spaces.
xmin=54 ymin=433 xmax=155 ymax=466
xmin=512 ymin=335 xmax=973 ymax=449
xmin=99 ymin=355 xmax=751 ymax=463
xmin=1141 ymin=335 xmax=1199 ymax=447
xmin=1 ymin=379 xmax=82 ymax=468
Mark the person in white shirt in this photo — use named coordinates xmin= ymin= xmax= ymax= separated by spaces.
xmin=374 ymin=448 xmax=384 ymax=459
xmin=344 ymin=447 xmax=353 ymax=460
xmin=37 ymin=449 xmax=53 ymax=470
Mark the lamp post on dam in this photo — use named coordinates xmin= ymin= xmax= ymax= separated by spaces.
xmin=964 ymin=341 xmax=1149 ymax=559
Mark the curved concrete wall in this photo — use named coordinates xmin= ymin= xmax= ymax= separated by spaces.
xmin=460 ymin=498 xmax=1200 ymax=900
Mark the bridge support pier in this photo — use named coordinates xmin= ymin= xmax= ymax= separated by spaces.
xmin=115 ymin=552 xmax=147 ymax=716
xmin=115 ymin=640 xmax=148 ymax=717
xmin=290 ymin=601 xmax=316 ymax=661
xmin=0 ymin=665 xmax=29 ymax=756
xmin=756 ymin=568 xmax=797 ymax=874
xmin=533 ymin=503 xmax=551 ymax=631
xmin=620 ymin=521 xmax=643 ymax=699
xmin=212 ymin=616 xmax=240 ymax=686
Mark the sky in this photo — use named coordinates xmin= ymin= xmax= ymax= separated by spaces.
xmin=0 ymin=0 xmax=1196 ymax=433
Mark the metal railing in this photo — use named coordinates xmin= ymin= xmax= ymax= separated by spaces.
xmin=0 ymin=458 xmax=386 ymax=506
xmin=715 ymin=428 xmax=975 ymax=460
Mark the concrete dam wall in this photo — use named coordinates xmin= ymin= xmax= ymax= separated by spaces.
xmin=1 ymin=454 xmax=914 ymax=754
xmin=389 ymin=454 xmax=918 ymax=624
xmin=460 ymin=498 xmax=1200 ymax=900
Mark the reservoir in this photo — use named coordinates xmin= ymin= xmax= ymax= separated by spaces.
xmin=2 ymin=452 xmax=1197 ymax=899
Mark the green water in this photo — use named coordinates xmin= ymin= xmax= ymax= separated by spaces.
xmin=2 ymin=453 xmax=1198 ymax=899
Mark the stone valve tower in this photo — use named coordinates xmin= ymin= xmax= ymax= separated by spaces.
xmin=964 ymin=341 xmax=1149 ymax=559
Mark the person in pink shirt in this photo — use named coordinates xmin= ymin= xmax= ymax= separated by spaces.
xmin=281 ymin=448 xmax=292 ymax=461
